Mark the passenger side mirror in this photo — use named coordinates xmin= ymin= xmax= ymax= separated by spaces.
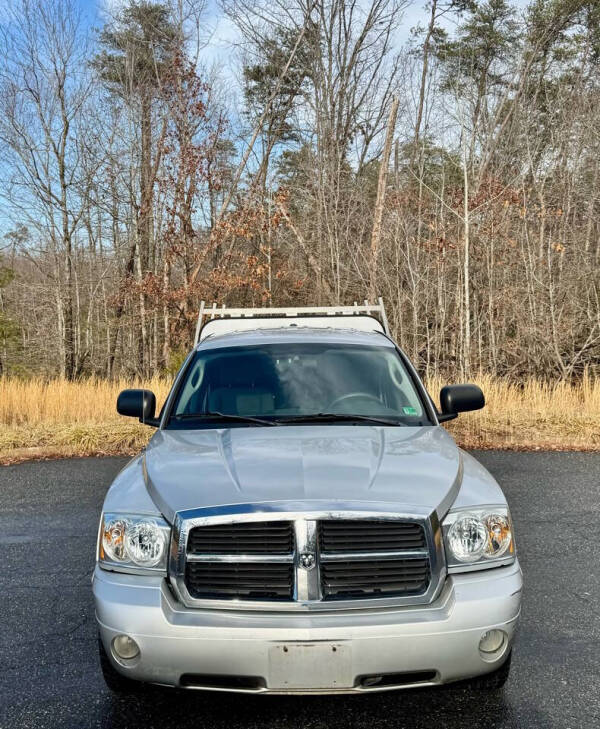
xmin=117 ymin=389 xmax=157 ymax=425
xmin=438 ymin=384 xmax=485 ymax=422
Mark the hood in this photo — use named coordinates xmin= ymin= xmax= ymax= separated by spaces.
xmin=143 ymin=425 xmax=463 ymax=523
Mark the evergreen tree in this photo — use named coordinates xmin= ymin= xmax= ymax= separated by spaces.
xmin=434 ymin=0 xmax=520 ymax=104
xmin=93 ymin=2 xmax=178 ymax=271
xmin=242 ymin=22 xmax=317 ymax=189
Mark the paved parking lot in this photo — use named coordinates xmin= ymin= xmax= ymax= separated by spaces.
xmin=1 ymin=451 xmax=599 ymax=728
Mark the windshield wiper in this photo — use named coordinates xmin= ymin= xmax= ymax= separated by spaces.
xmin=274 ymin=413 xmax=406 ymax=426
xmin=173 ymin=411 xmax=278 ymax=426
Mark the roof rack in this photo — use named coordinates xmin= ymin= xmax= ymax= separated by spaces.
xmin=194 ymin=298 xmax=390 ymax=344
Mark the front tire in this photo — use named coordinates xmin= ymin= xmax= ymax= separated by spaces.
xmin=98 ymin=635 xmax=144 ymax=695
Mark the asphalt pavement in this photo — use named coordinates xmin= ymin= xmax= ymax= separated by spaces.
xmin=0 ymin=451 xmax=599 ymax=728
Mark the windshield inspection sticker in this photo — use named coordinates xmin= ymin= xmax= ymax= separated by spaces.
xmin=403 ymin=406 xmax=418 ymax=415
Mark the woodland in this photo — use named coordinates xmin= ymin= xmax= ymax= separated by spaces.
xmin=0 ymin=0 xmax=598 ymax=382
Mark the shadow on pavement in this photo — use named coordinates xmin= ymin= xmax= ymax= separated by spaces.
xmin=98 ymin=683 xmax=535 ymax=729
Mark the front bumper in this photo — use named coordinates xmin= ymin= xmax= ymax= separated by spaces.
xmin=94 ymin=560 xmax=522 ymax=694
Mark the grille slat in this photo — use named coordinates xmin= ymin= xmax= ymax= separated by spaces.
xmin=319 ymin=566 xmax=428 ymax=577
xmin=319 ymin=520 xmax=426 ymax=552
xmin=188 ymin=521 xmax=294 ymax=555
xmin=186 ymin=562 xmax=294 ymax=600
xmin=321 ymin=558 xmax=430 ymax=599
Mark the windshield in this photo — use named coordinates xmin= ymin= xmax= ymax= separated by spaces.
xmin=168 ymin=342 xmax=429 ymax=427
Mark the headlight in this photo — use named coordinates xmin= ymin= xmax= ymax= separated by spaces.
xmin=447 ymin=515 xmax=487 ymax=562
xmin=443 ymin=506 xmax=515 ymax=571
xmin=98 ymin=513 xmax=170 ymax=573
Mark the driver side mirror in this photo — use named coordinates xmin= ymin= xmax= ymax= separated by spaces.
xmin=438 ymin=384 xmax=485 ymax=422
xmin=117 ymin=389 xmax=158 ymax=426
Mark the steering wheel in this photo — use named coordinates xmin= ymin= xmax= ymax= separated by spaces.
xmin=326 ymin=392 xmax=383 ymax=412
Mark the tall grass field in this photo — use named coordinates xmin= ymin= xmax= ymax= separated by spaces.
xmin=0 ymin=374 xmax=598 ymax=462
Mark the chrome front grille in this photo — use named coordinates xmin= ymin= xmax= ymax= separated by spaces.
xmin=171 ymin=505 xmax=444 ymax=611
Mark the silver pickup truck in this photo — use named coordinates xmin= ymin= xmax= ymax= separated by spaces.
xmin=94 ymin=303 xmax=521 ymax=695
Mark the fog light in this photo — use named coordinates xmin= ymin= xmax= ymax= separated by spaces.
xmin=479 ymin=629 xmax=506 ymax=654
xmin=112 ymin=634 xmax=140 ymax=660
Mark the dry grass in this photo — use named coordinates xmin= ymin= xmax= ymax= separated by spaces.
xmin=0 ymin=374 xmax=598 ymax=463
xmin=0 ymin=377 xmax=171 ymax=463
xmin=428 ymin=373 xmax=600 ymax=451
xmin=0 ymin=377 xmax=171 ymax=426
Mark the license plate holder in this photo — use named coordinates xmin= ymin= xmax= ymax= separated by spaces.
xmin=268 ymin=642 xmax=352 ymax=690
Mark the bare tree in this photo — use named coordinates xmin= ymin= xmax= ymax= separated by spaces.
xmin=0 ymin=0 xmax=91 ymax=378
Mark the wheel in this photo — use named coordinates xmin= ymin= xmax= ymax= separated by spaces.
xmin=98 ymin=635 xmax=144 ymax=695
xmin=469 ymin=651 xmax=512 ymax=691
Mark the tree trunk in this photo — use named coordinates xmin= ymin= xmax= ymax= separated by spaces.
xmin=413 ymin=0 xmax=437 ymax=160
xmin=462 ymin=134 xmax=471 ymax=378
xmin=369 ymin=96 xmax=399 ymax=301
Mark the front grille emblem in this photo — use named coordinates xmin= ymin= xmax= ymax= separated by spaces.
xmin=299 ymin=551 xmax=316 ymax=570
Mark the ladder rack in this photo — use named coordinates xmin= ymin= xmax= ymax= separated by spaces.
xmin=194 ymin=298 xmax=390 ymax=344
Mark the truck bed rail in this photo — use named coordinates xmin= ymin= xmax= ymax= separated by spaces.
xmin=194 ymin=299 xmax=390 ymax=343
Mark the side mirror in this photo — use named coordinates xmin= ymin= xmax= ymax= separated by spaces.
xmin=438 ymin=384 xmax=484 ymax=422
xmin=117 ymin=389 xmax=157 ymax=425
